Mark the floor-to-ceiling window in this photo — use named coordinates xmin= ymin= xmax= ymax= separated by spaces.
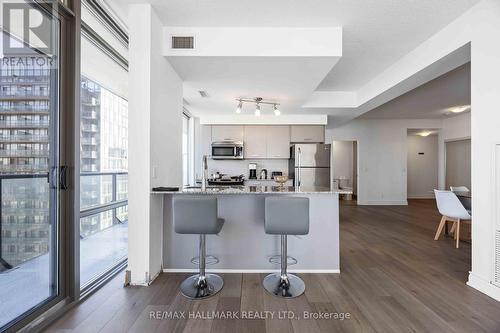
xmin=182 ymin=111 xmax=194 ymax=186
xmin=79 ymin=1 xmax=128 ymax=290
xmin=0 ymin=1 xmax=74 ymax=330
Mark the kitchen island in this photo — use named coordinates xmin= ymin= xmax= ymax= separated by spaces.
xmin=153 ymin=186 xmax=348 ymax=273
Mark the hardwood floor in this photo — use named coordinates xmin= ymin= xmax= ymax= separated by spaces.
xmin=45 ymin=200 xmax=500 ymax=333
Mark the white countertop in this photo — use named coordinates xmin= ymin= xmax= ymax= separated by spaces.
xmin=151 ymin=185 xmax=352 ymax=195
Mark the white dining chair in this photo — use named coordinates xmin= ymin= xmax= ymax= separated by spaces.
xmin=434 ymin=190 xmax=471 ymax=248
xmin=450 ymin=186 xmax=470 ymax=193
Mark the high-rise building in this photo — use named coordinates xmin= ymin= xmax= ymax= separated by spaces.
xmin=0 ymin=49 xmax=52 ymax=268
xmin=79 ymin=76 xmax=128 ymax=238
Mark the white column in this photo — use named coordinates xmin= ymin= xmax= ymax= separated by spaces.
xmin=467 ymin=0 xmax=500 ymax=300
xmin=128 ymin=4 xmax=183 ymax=285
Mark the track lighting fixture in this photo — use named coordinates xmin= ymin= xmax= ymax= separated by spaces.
xmin=235 ymin=97 xmax=280 ymax=116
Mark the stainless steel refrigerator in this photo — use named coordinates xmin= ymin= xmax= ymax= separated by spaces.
xmin=289 ymin=144 xmax=331 ymax=187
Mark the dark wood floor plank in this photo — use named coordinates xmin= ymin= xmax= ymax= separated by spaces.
xmin=97 ymin=273 xmax=172 ymax=333
xmin=240 ymin=273 xmax=264 ymax=312
xmin=210 ymin=297 xmax=241 ymax=333
xmin=181 ymin=293 xmax=220 ymax=333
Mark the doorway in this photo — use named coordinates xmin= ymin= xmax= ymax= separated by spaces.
xmin=332 ymin=140 xmax=358 ymax=202
xmin=445 ymin=139 xmax=471 ymax=190
xmin=407 ymin=130 xmax=439 ymax=199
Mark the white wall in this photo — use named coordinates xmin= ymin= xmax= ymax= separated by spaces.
xmin=332 ymin=141 xmax=354 ymax=189
xmin=407 ymin=135 xmax=438 ymax=198
xmin=128 ymin=3 xmax=183 ymax=285
xmin=467 ymin=0 xmax=500 ymax=301
xmin=326 ymin=118 xmax=441 ymax=205
xmin=442 ymin=112 xmax=471 ymax=140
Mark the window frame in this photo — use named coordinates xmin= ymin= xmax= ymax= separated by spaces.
xmin=78 ymin=1 xmax=129 ymax=296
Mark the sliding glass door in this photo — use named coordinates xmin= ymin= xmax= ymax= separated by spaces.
xmin=0 ymin=2 xmax=65 ymax=329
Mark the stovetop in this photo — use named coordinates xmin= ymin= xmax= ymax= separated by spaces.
xmin=207 ymin=175 xmax=245 ymax=186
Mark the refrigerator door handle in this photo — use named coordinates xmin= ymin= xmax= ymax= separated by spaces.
xmin=297 ymin=147 xmax=301 ymax=187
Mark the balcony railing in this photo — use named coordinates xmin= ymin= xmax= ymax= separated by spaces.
xmin=0 ymin=106 xmax=49 ymax=113
xmin=0 ymin=150 xmax=49 ymax=157
xmin=0 ymin=171 xmax=128 ymax=272
xmin=0 ymin=121 xmax=50 ymax=128
xmin=0 ymin=135 xmax=49 ymax=142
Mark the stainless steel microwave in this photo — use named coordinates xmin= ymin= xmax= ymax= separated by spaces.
xmin=211 ymin=141 xmax=244 ymax=160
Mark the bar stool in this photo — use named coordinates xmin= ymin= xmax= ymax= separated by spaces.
xmin=263 ymin=196 xmax=309 ymax=298
xmin=173 ymin=196 xmax=224 ymax=299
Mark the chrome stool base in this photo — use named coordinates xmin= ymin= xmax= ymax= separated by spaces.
xmin=263 ymin=272 xmax=305 ymax=298
xmin=180 ymin=273 xmax=223 ymax=299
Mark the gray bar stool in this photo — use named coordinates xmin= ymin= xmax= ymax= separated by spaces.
xmin=263 ymin=196 xmax=309 ymax=298
xmin=173 ymin=196 xmax=224 ymax=299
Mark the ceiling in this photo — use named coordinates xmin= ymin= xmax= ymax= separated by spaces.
xmin=107 ymin=0 xmax=478 ymax=120
xmin=172 ymin=57 xmax=339 ymax=116
xmin=109 ymin=0 xmax=478 ymax=90
xmin=360 ymin=63 xmax=470 ymax=119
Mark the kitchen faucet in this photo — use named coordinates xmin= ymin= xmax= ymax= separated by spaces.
xmin=201 ymin=155 xmax=208 ymax=191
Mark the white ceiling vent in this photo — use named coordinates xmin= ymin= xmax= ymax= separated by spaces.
xmin=171 ymin=36 xmax=194 ymax=49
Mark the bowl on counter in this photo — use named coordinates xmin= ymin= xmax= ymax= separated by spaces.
xmin=274 ymin=175 xmax=289 ymax=187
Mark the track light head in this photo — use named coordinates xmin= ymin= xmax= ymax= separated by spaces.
xmin=236 ymin=100 xmax=242 ymax=113
xmin=255 ymin=103 xmax=261 ymax=116
xmin=274 ymin=104 xmax=280 ymax=116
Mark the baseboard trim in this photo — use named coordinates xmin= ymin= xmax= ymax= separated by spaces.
xmin=129 ymin=269 xmax=161 ymax=286
xmin=467 ymin=272 xmax=500 ymax=302
xmin=162 ymin=268 xmax=340 ymax=274
xmin=357 ymin=200 xmax=408 ymax=206
xmin=407 ymin=196 xmax=435 ymax=199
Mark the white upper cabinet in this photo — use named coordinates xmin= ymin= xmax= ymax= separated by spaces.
xmin=266 ymin=126 xmax=290 ymax=159
xmin=290 ymin=125 xmax=325 ymax=143
xmin=211 ymin=125 xmax=244 ymax=142
xmin=244 ymin=126 xmax=267 ymax=159
xmin=243 ymin=126 xmax=290 ymax=159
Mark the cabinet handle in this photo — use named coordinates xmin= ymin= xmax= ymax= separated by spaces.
xmin=304 ymin=138 xmax=312 ymax=141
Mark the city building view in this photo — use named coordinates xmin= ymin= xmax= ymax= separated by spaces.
xmin=80 ymin=76 xmax=128 ymax=238
xmin=0 ymin=50 xmax=52 ymax=269
xmin=0 ymin=57 xmax=128 ymax=270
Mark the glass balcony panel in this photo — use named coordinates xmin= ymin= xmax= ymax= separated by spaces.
xmin=80 ymin=206 xmax=128 ymax=287
xmin=116 ymin=174 xmax=128 ymax=201
xmin=80 ymin=174 xmax=113 ymax=210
